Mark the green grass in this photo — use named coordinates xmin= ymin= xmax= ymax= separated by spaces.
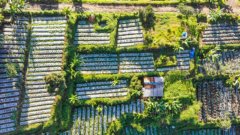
xmin=146 ymin=13 xmax=182 ymax=48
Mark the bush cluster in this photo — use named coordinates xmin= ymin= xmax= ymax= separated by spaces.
xmin=139 ymin=5 xmax=156 ymax=30
xmin=209 ymin=9 xmax=238 ymax=24
xmin=154 ymin=55 xmax=177 ymax=68
xmin=44 ymin=72 xmax=67 ymax=93
xmin=6 ymin=63 xmax=19 ymax=78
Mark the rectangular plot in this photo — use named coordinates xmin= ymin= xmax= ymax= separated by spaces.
xmin=202 ymin=24 xmax=240 ymax=45
xmin=76 ymin=80 xmax=128 ymax=99
xmin=119 ymin=53 xmax=154 ymax=73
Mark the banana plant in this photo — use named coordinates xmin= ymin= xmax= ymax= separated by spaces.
xmin=69 ymin=53 xmax=84 ymax=79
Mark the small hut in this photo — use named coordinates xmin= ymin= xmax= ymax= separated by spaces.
xmin=142 ymin=77 xmax=164 ymax=98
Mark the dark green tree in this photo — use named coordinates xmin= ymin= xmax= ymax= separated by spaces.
xmin=9 ymin=0 xmax=25 ymax=18
xmin=177 ymin=4 xmax=195 ymax=19
xmin=44 ymin=72 xmax=67 ymax=93
xmin=139 ymin=5 xmax=156 ymax=30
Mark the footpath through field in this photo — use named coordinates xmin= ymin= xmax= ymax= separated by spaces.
xmin=22 ymin=2 xmax=240 ymax=14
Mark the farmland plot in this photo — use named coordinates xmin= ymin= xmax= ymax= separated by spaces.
xmin=76 ymin=80 xmax=128 ymax=99
xmin=20 ymin=17 xmax=66 ymax=126
xmin=60 ymin=99 xmax=145 ymax=135
xmin=0 ymin=17 xmax=28 ymax=134
xmin=78 ymin=52 xmax=156 ymax=74
xmin=77 ymin=54 xmax=118 ymax=74
xmin=125 ymin=126 xmax=239 ymax=135
xmin=202 ymin=24 xmax=240 ymax=45
xmin=119 ymin=53 xmax=154 ymax=73
xmin=182 ymin=126 xmax=239 ymax=135
xmin=117 ymin=19 xmax=144 ymax=47
xmin=74 ymin=20 xmax=110 ymax=45
xmin=197 ymin=81 xmax=240 ymax=121
xmin=200 ymin=50 xmax=240 ymax=75
xmin=157 ymin=50 xmax=190 ymax=72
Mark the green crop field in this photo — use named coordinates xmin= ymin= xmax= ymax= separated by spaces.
xmin=0 ymin=1 xmax=240 ymax=135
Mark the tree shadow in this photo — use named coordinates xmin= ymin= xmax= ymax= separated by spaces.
xmin=72 ymin=0 xmax=85 ymax=12
xmin=28 ymin=0 xmax=59 ymax=10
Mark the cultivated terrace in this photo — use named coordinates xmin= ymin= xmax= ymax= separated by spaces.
xmin=0 ymin=0 xmax=240 ymax=135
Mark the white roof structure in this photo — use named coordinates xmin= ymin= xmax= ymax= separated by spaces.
xmin=142 ymin=77 xmax=164 ymax=98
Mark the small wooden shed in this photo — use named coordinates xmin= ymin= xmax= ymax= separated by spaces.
xmin=142 ymin=77 xmax=164 ymax=98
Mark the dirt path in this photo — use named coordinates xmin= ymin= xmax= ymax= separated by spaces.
xmin=226 ymin=0 xmax=240 ymax=13
xmin=22 ymin=3 xmax=239 ymax=14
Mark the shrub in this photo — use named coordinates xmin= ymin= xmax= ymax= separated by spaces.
xmin=208 ymin=9 xmax=238 ymax=24
xmin=77 ymin=45 xmax=116 ymax=54
xmin=139 ymin=5 xmax=156 ymax=30
xmin=6 ymin=63 xmax=19 ymax=78
xmin=177 ymin=4 xmax=195 ymax=19
xmin=155 ymin=55 xmax=177 ymax=67
xmin=144 ymin=32 xmax=153 ymax=45
xmin=106 ymin=120 xmax=123 ymax=135
xmin=0 ymin=0 xmax=7 ymax=8
xmin=9 ymin=0 xmax=25 ymax=17
xmin=196 ymin=13 xmax=207 ymax=23
xmin=144 ymin=99 xmax=166 ymax=119
xmin=68 ymin=53 xmax=83 ymax=79
xmin=44 ymin=72 xmax=66 ymax=93
xmin=129 ymin=75 xmax=143 ymax=99
xmin=0 ymin=8 xmax=3 ymax=24
xmin=216 ymin=117 xmax=232 ymax=130
xmin=93 ymin=14 xmax=117 ymax=33
xmin=62 ymin=7 xmax=72 ymax=17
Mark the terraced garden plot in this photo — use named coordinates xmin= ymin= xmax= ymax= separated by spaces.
xmin=119 ymin=53 xmax=154 ymax=73
xmin=0 ymin=17 xmax=28 ymax=134
xmin=156 ymin=50 xmax=190 ymax=72
xmin=182 ymin=127 xmax=239 ymax=135
xmin=197 ymin=81 xmax=240 ymax=121
xmin=125 ymin=126 xmax=239 ymax=135
xmin=76 ymin=80 xmax=128 ymax=99
xmin=202 ymin=24 xmax=240 ymax=45
xmin=60 ymin=100 xmax=144 ymax=135
xmin=117 ymin=19 xmax=144 ymax=47
xmin=74 ymin=20 xmax=110 ymax=45
xmin=77 ymin=54 xmax=118 ymax=74
xmin=200 ymin=50 xmax=240 ymax=75
xmin=20 ymin=16 xmax=66 ymax=126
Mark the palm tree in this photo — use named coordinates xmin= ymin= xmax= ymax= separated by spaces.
xmin=205 ymin=45 xmax=222 ymax=73
xmin=69 ymin=94 xmax=78 ymax=105
xmin=174 ymin=44 xmax=184 ymax=53
xmin=209 ymin=9 xmax=223 ymax=23
xmin=69 ymin=53 xmax=83 ymax=79
xmin=111 ymin=77 xmax=119 ymax=86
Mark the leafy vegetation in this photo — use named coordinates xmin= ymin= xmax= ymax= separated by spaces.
xmin=6 ymin=63 xmax=19 ymax=78
xmin=139 ymin=5 xmax=156 ymax=30
xmin=129 ymin=75 xmax=143 ymax=99
xmin=155 ymin=55 xmax=177 ymax=67
xmin=208 ymin=9 xmax=238 ymax=24
xmin=0 ymin=4 xmax=240 ymax=134
xmin=9 ymin=0 xmax=25 ymax=18
xmin=0 ymin=8 xmax=3 ymax=24
xmin=44 ymin=72 xmax=67 ymax=93
xmin=177 ymin=3 xmax=195 ymax=19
